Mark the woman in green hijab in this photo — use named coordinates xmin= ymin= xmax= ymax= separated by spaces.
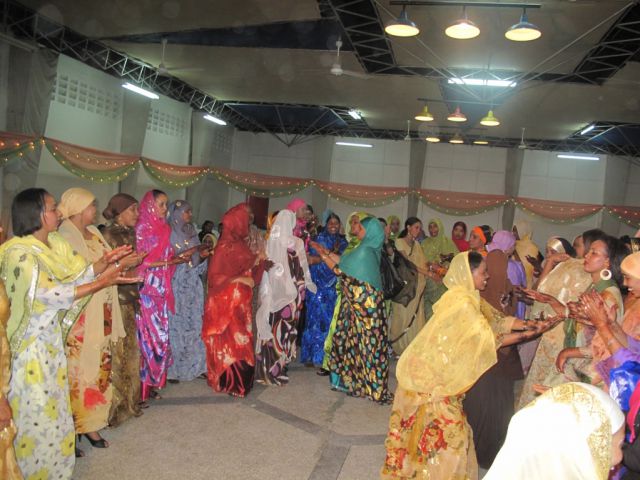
xmin=422 ymin=218 xmax=459 ymax=324
xmin=320 ymin=212 xmax=370 ymax=374
xmin=311 ymin=217 xmax=392 ymax=403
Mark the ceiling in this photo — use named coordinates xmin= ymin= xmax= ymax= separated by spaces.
xmin=6 ymin=0 xmax=640 ymax=154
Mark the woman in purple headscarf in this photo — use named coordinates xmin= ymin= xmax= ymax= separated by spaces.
xmin=487 ymin=230 xmax=527 ymax=319
xmin=167 ymin=200 xmax=211 ymax=382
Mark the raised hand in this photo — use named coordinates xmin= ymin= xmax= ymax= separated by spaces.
xmin=102 ymin=245 xmax=133 ymax=264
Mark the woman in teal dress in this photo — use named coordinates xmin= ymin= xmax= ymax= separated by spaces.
xmin=312 ymin=217 xmax=392 ymax=403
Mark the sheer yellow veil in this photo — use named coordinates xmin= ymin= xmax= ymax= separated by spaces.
xmin=396 ymin=251 xmax=497 ymax=396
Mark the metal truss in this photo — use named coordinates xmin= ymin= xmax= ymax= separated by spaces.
xmin=570 ymin=3 xmax=640 ymax=85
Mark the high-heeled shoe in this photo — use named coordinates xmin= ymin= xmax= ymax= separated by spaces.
xmin=80 ymin=433 xmax=109 ymax=448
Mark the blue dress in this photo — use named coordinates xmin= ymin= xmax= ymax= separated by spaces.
xmin=167 ymin=257 xmax=208 ymax=380
xmin=301 ymin=231 xmax=347 ymax=365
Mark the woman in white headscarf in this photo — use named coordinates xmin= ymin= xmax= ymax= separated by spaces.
xmin=486 ymin=382 xmax=625 ymax=480
xmin=255 ymin=210 xmax=316 ymax=385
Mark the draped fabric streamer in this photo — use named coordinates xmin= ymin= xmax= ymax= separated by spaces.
xmin=0 ymin=132 xmax=38 ymax=167
xmin=142 ymin=157 xmax=209 ymax=188
xmin=416 ymin=189 xmax=509 ymax=216
xmin=514 ymin=197 xmax=602 ymax=224
xmin=44 ymin=138 xmax=139 ymax=182
xmin=0 ymin=130 xmax=638 ymax=226
xmin=314 ymin=180 xmax=409 ymax=207
xmin=212 ymin=167 xmax=311 ymax=197
xmin=607 ymin=205 xmax=640 ymax=228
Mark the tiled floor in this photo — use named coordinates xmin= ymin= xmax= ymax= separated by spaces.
xmin=72 ymin=364 xmax=395 ymax=480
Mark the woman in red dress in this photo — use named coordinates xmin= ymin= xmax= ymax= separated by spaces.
xmin=202 ymin=204 xmax=267 ymax=397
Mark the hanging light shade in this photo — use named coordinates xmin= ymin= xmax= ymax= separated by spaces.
xmin=449 ymin=133 xmax=464 ymax=144
xmin=473 ymin=139 xmax=489 ymax=145
xmin=425 ymin=136 xmax=441 ymax=143
xmin=385 ymin=6 xmax=420 ymax=37
xmin=445 ymin=7 xmax=480 ymax=40
xmin=447 ymin=106 xmax=467 ymax=122
xmin=505 ymin=10 xmax=541 ymax=42
xmin=480 ymin=110 xmax=500 ymax=127
xmin=415 ymin=105 xmax=434 ymax=122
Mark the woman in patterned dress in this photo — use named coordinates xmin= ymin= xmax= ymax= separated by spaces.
xmin=255 ymin=210 xmax=316 ymax=385
xmin=58 ymin=188 xmax=141 ymax=449
xmin=311 ymin=217 xmax=392 ymax=403
xmin=0 ymin=188 xmax=135 ymax=478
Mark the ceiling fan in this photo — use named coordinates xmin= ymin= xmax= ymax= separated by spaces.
xmin=330 ymin=39 xmax=370 ymax=79
xmin=518 ymin=127 xmax=529 ymax=150
xmin=155 ymin=38 xmax=202 ymax=76
xmin=404 ymin=120 xmax=412 ymax=141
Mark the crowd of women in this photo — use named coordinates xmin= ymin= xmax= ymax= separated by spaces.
xmin=1 ymin=187 xmax=640 ymax=480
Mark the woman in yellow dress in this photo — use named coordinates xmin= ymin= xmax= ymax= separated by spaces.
xmin=0 ymin=188 xmax=136 ymax=479
xmin=381 ymin=251 xmax=555 ymax=479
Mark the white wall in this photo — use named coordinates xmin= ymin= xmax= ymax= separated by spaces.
xmin=417 ymin=143 xmax=506 ymax=235
xmin=327 ymin=139 xmax=410 ymax=224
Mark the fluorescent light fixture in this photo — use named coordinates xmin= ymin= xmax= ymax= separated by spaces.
xmin=122 ymin=82 xmax=159 ymax=99
xmin=580 ymin=125 xmax=595 ymax=135
xmin=557 ymin=154 xmax=599 ymax=161
xmin=203 ymin=114 xmax=227 ymax=125
xmin=448 ymin=78 xmax=516 ymax=88
xmin=336 ymin=141 xmax=373 ymax=148
xmin=348 ymin=110 xmax=362 ymax=120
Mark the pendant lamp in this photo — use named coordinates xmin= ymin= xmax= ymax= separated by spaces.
xmin=445 ymin=7 xmax=480 ymax=40
xmin=447 ymin=107 xmax=467 ymax=122
xmin=385 ymin=6 xmax=420 ymax=37
xmin=505 ymin=9 xmax=541 ymax=42
xmin=415 ymin=105 xmax=434 ymax=122
xmin=480 ymin=110 xmax=500 ymax=127
xmin=425 ymin=136 xmax=441 ymax=143
xmin=449 ymin=133 xmax=464 ymax=144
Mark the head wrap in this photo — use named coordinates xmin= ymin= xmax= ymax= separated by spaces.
xmin=339 ymin=217 xmax=383 ymax=290
xmin=487 ymin=230 xmax=516 ymax=253
xmin=422 ymin=218 xmax=459 ymax=263
xmin=396 ymin=251 xmax=497 ymax=395
xmin=103 ymin=193 xmax=137 ymax=221
xmin=286 ymin=198 xmax=307 ymax=213
xmin=622 ymin=252 xmax=640 ymax=281
xmin=135 ymin=190 xmax=176 ymax=311
xmin=321 ymin=209 xmax=334 ymax=226
xmin=58 ymin=187 xmax=95 ymax=219
xmin=514 ymin=220 xmax=533 ymax=241
xmin=168 ymin=200 xmax=201 ymax=267
xmin=256 ymin=210 xmax=316 ymax=342
xmin=207 ymin=203 xmax=255 ymax=295
xmin=472 ymin=226 xmax=488 ymax=245
xmin=546 ymin=237 xmax=566 ymax=254
xmin=452 ymin=221 xmax=470 ymax=252
xmin=485 ymin=382 xmax=624 ymax=480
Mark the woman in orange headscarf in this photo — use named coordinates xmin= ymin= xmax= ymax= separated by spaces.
xmin=203 ymin=204 xmax=269 ymax=397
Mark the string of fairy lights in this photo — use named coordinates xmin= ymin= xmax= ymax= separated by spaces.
xmin=0 ymin=133 xmax=638 ymax=226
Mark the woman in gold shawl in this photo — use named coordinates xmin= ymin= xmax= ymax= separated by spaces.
xmin=0 ymin=188 xmax=136 ymax=478
xmin=58 ymin=188 xmax=138 ymax=449
xmin=381 ymin=251 xmax=554 ymax=479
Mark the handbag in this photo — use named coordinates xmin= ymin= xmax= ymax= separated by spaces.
xmin=391 ymin=243 xmax=418 ymax=307
xmin=380 ymin=245 xmax=405 ymax=300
